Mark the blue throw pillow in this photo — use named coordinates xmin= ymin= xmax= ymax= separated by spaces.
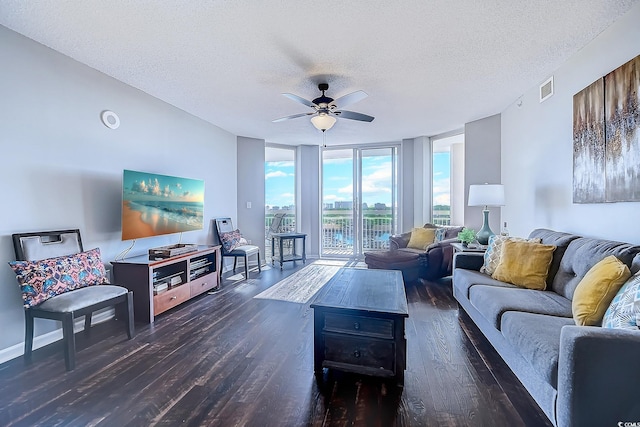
xmin=602 ymin=271 xmax=640 ymax=330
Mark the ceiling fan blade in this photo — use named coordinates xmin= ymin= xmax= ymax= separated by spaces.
xmin=272 ymin=112 xmax=314 ymax=123
xmin=334 ymin=110 xmax=375 ymax=122
xmin=330 ymin=90 xmax=368 ymax=108
xmin=282 ymin=93 xmax=318 ymax=108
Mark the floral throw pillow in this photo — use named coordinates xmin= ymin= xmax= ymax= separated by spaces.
xmin=8 ymin=248 xmax=108 ymax=308
xmin=220 ymin=229 xmax=243 ymax=252
xmin=602 ymin=271 xmax=640 ymax=330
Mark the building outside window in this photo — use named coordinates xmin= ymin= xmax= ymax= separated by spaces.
xmin=265 ymin=145 xmax=296 ymax=261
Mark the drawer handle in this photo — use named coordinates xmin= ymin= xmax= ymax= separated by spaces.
xmin=170 ymin=296 xmax=177 ymax=300
xmin=353 ymin=322 xmax=360 ymax=330
xmin=353 ymin=350 xmax=361 ymax=358
xmin=202 ymin=282 xmax=207 ymax=287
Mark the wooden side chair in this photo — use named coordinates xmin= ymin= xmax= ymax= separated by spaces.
xmin=214 ymin=218 xmax=261 ymax=280
xmin=9 ymin=229 xmax=134 ymax=371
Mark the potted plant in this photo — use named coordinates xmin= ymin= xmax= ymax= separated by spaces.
xmin=457 ymin=228 xmax=476 ymax=247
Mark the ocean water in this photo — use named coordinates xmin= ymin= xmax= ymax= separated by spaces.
xmin=129 ymin=200 xmax=204 ymax=229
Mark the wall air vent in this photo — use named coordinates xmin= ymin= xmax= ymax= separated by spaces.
xmin=539 ymin=76 xmax=554 ymax=103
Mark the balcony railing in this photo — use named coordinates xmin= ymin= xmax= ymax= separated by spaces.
xmin=265 ymin=209 xmax=451 ymax=258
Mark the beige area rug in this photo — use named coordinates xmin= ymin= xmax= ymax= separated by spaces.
xmin=253 ymin=260 xmax=346 ymax=303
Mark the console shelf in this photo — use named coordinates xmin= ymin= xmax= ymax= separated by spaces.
xmin=111 ymin=245 xmax=221 ymax=323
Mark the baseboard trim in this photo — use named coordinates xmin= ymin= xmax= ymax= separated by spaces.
xmin=0 ymin=308 xmax=115 ymax=365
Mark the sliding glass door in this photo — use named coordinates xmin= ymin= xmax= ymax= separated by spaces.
xmin=322 ymin=146 xmax=398 ymax=257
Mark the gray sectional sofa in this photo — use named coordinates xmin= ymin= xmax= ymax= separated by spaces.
xmin=452 ymin=228 xmax=640 ymax=427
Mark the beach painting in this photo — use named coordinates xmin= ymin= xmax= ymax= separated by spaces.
xmin=122 ymin=170 xmax=205 ymax=240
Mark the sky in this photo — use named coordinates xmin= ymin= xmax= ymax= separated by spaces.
xmin=433 ymin=152 xmax=451 ymax=206
xmin=265 ymin=150 xmax=451 ymax=208
xmin=123 ymin=170 xmax=205 ymax=203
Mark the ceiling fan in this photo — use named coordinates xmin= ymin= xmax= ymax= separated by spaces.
xmin=273 ymin=83 xmax=374 ymax=131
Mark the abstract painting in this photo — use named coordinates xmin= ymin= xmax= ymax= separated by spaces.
xmin=604 ymin=55 xmax=640 ymax=202
xmin=573 ymin=78 xmax=605 ymax=203
xmin=573 ymin=54 xmax=640 ymax=203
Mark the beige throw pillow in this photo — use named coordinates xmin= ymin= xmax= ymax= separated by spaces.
xmin=407 ymin=227 xmax=436 ymax=250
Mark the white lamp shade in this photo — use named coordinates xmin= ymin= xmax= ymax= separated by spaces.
xmin=311 ymin=114 xmax=336 ymax=131
xmin=468 ymin=184 xmax=505 ymax=207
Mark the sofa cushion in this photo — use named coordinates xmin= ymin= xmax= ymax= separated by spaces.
xmin=407 ymin=228 xmax=436 ymax=250
xmin=501 ymin=311 xmax=574 ymax=388
xmin=453 ymin=269 xmax=516 ymax=300
xmin=492 ymin=240 xmax=556 ymax=290
xmin=528 ymin=229 xmax=581 ymax=288
xmin=572 ymin=255 xmax=631 ymax=326
xmin=550 ymin=237 xmax=640 ymax=300
xmin=8 ymin=248 xmax=108 ymax=308
xmin=469 ymin=285 xmax=573 ymax=329
xmin=441 ymin=225 xmax=464 ymax=240
xmin=481 ymin=235 xmax=542 ymax=276
xmin=603 ymin=271 xmax=640 ymax=330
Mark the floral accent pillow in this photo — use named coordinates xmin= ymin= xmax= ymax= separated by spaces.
xmin=602 ymin=271 xmax=640 ymax=330
xmin=8 ymin=248 xmax=108 ymax=308
xmin=220 ymin=229 xmax=243 ymax=252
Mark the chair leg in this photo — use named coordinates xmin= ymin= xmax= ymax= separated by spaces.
xmin=125 ymin=292 xmax=135 ymax=339
xmin=257 ymin=252 xmax=262 ymax=272
xmin=24 ymin=310 xmax=34 ymax=363
xmin=233 ymin=257 xmax=237 ymax=272
xmin=62 ymin=312 xmax=76 ymax=371
xmin=244 ymin=255 xmax=249 ymax=279
xmin=84 ymin=313 xmax=92 ymax=336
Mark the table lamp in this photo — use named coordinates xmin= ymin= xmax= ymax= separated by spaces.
xmin=468 ymin=184 xmax=505 ymax=245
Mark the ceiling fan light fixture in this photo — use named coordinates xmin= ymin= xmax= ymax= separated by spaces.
xmin=311 ymin=114 xmax=336 ymax=132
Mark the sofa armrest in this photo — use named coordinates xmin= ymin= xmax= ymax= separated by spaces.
xmin=557 ymin=325 xmax=640 ymax=427
xmin=425 ymin=237 xmax=458 ymax=251
xmin=452 ymin=252 xmax=484 ymax=271
xmin=389 ymin=232 xmax=411 ymax=250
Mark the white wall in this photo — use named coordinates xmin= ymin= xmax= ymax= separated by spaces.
xmin=464 ymin=114 xmax=502 ymax=233
xmin=236 ymin=136 xmax=266 ymax=264
xmin=0 ymin=26 xmax=237 ymax=359
xmin=450 ymin=141 xmax=465 ymax=226
xmin=411 ymin=136 xmax=431 ymax=228
xmin=400 ymin=138 xmax=414 ymax=231
xmin=502 ymin=3 xmax=640 ymax=243
xmin=298 ymin=145 xmax=321 ymax=257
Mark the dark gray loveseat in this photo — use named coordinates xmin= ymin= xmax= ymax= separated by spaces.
xmin=453 ymin=228 xmax=640 ymax=427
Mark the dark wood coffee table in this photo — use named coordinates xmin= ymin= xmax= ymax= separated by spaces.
xmin=310 ymin=268 xmax=408 ymax=386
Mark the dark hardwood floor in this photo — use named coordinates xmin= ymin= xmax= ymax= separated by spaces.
xmin=0 ymin=262 xmax=552 ymax=427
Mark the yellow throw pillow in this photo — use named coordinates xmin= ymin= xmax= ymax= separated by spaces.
xmin=572 ymin=255 xmax=631 ymax=326
xmin=491 ymin=240 xmax=556 ymax=290
xmin=407 ymin=227 xmax=436 ymax=250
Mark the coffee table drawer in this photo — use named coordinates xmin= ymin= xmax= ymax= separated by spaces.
xmin=324 ymin=333 xmax=395 ymax=371
xmin=324 ymin=313 xmax=394 ymax=339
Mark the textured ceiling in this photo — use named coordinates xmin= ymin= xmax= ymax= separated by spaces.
xmin=1 ymin=1 xmax=638 ymax=146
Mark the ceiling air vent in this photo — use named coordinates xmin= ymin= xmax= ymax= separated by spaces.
xmin=539 ymin=76 xmax=554 ymax=103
